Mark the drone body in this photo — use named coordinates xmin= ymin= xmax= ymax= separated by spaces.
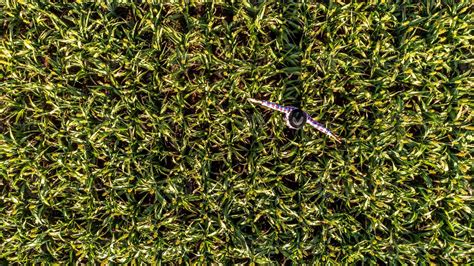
xmin=287 ymin=108 xmax=307 ymax=129
xmin=248 ymin=98 xmax=341 ymax=143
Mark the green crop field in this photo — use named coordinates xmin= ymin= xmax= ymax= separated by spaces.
xmin=0 ymin=1 xmax=472 ymax=264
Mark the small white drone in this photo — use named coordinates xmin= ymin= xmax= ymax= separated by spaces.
xmin=248 ymin=98 xmax=341 ymax=143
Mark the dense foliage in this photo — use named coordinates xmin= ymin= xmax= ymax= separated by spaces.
xmin=0 ymin=1 xmax=472 ymax=263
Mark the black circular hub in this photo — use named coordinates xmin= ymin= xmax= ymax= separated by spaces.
xmin=288 ymin=109 xmax=307 ymax=129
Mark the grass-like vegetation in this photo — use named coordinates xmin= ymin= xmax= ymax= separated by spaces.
xmin=0 ymin=1 xmax=472 ymax=264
